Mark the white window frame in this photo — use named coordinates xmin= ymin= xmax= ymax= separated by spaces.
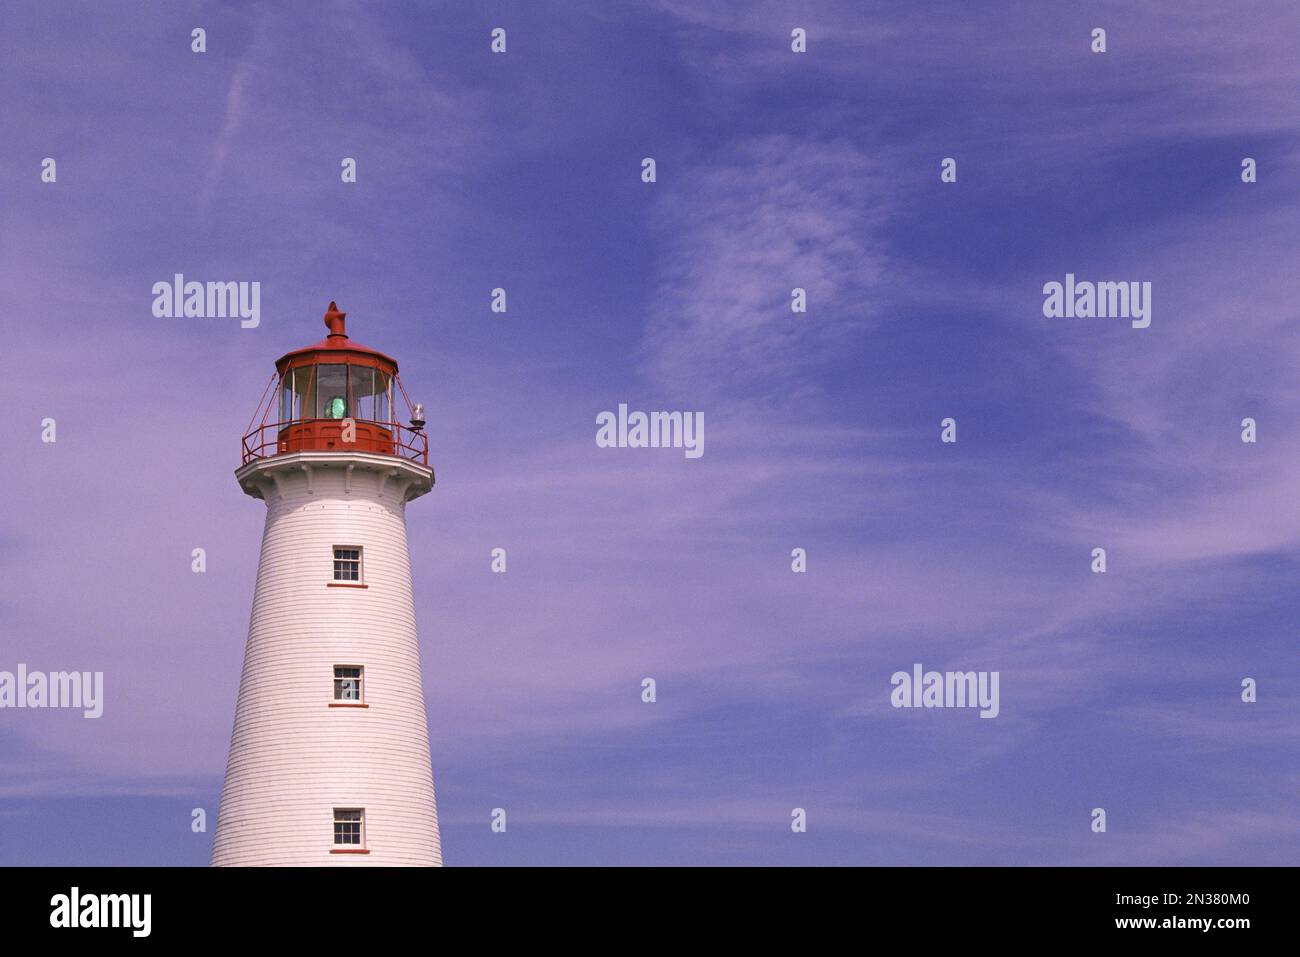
xmin=333 ymin=808 xmax=365 ymax=847
xmin=333 ymin=665 xmax=364 ymax=702
xmin=332 ymin=545 xmax=362 ymax=583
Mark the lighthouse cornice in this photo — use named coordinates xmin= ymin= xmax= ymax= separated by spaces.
xmin=236 ymin=450 xmax=434 ymax=503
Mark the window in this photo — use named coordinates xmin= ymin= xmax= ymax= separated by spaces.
xmin=282 ymin=365 xmax=315 ymax=423
xmin=334 ymin=666 xmax=363 ymax=702
xmin=316 ymin=364 xmax=349 ymax=419
xmin=279 ymin=368 xmax=294 ymax=423
xmin=375 ymin=369 xmax=390 ymax=424
xmin=333 ymin=546 xmax=361 ymax=582
xmin=348 ymin=365 xmax=391 ymax=424
xmin=333 ymin=808 xmax=364 ymax=847
xmin=350 ymin=365 xmax=374 ymax=422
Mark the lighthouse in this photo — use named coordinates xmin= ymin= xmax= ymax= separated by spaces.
xmin=212 ymin=302 xmax=442 ymax=866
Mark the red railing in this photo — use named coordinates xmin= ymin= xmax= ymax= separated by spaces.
xmin=241 ymin=418 xmax=429 ymax=466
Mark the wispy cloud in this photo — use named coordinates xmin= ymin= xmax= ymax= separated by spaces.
xmin=642 ymin=135 xmax=891 ymax=403
xmin=197 ymin=32 xmax=259 ymax=217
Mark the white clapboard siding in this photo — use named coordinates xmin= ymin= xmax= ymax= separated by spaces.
xmin=213 ymin=452 xmax=441 ymax=866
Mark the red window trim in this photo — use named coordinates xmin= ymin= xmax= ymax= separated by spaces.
xmin=326 ymin=582 xmax=368 ymax=589
xmin=330 ymin=848 xmax=370 ymax=854
xmin=329 ymin=702 xmax=369 ymax=708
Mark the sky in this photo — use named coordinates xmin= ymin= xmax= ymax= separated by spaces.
xmin=1 ymin=0 xmax=1297 ymax=866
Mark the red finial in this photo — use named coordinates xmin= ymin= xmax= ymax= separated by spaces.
xmin=324 ymin=301 xmax=348 ymax=338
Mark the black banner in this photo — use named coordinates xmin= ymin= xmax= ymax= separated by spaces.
xmin=0 ymin=866 xmax=1280 ymax=943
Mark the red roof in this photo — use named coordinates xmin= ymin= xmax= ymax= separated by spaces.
xmin=274 ymin=302 xmax=399 ymax=372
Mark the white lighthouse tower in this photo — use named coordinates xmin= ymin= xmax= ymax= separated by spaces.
xmin=213 ymin=301 xmax=442 ymax=866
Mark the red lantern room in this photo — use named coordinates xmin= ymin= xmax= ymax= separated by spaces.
xmin=241 ymin=301 xmax=428 ymax=464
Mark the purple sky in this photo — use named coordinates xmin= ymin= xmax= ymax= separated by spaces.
xmin=1 ymin=1 xmax=1297 ymax=865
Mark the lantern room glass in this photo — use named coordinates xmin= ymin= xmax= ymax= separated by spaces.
xmin=278 ymin=362 xmax=392 ymax=425
xmin=316 ymin=364 xmax=348 ymax=419
xmin=279 ymin=371 xmax=292 ymax=422
xmin=350 ymin=366 xmax=390 ymax=424
xmin=279 ymin=366 xmax=317 ymax=423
